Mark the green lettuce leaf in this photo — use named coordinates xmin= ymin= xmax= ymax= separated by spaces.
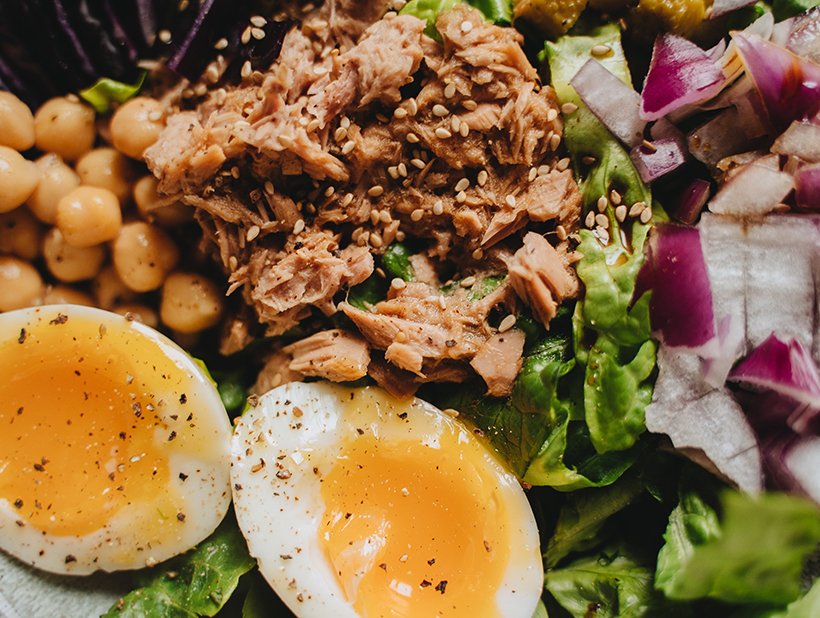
xmin=656 ymin=485 xmax=820 ymax=605
xmin=732 ymin=579 xmax=820 ymax=618
xmin=546 ymin=545 xmax=686 ymax=618
xmin=381 ymin=242 xmax=415 ymax=282
xmin=80 ymin=74 xmax=146 ymax=115
xmin=102 ymin=515 xmax=255 ymax=617
xmin=401 ymin=0 xmax=511 ymax=38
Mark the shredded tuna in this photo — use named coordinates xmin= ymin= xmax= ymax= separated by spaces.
xmin=470 ymin=330 xmax=526 ymax=396
xmin=283 ymin=329 xmax=370 ymax=382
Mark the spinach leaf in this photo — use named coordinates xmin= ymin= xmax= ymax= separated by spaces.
xmin=656 ymin=485 xmax=820 ymax=605
xmin=381 ymin=242 xmax=415 ymax=282
xmin=346 ymin=274 xmax=388 ymax=311
xmin=102 ymin=515 xmax=255 ymax=617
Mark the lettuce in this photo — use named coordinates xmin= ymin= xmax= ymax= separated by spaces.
xmin=656 ymin=481 xmax=820 ymax=605
xmin=401 ymin=0 xmax=511 ymax=38
xmin=102 ymin=515 xmax=255 ymax=618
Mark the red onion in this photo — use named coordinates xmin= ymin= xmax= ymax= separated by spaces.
xmin=672 ymin=178 xmax=711 ymax=224
xmin=772 ymin=121 xmax=820 ymax=163
xmin=630 ymin=137 xmax=688 ymax=183
xmin=708 ymin=159 xmax=794 ymax=217
xmin=733 ymin=32 xmax=820 ymax=130
xmin=702 ymin=315 xmax=745 ymax=388
xmin=795 ymin=164 xmax=820 ymax=211
xmin=640 ymin=33 xmax=726 ymax=121
xmin=710 ymin=0 xmax=757 ymax=18
xmin=570 ymin=58 xmax=645 ymax=147
xmin=787 ymin=7 xmax=820 ymax=64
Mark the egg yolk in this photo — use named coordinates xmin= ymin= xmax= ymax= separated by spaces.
xmin=319 ymin=430 xmax=513 ymax=617
xmin=0 ymin=312 xmax=185 ymax=537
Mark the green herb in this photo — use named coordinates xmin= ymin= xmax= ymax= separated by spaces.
xmin=381 ymin=242 xmax=415 ymax=282
xmin=656 ymin=484 xmax=820 ymax=605
xmin=80 ymin=74 xmax=146 ymax=114
xmin=347 ymin=274 xmax=388 ymax=311
xmin=102 ymin=515 xmax=255 ymax=617
xmin=468 ymin=275 xmax=506 ymax=301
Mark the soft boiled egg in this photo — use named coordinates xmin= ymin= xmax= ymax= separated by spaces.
xmin=0 ymin=305 xmax=232 ymax=575
xmin=231 ymin=382 xmax=543 ymax=618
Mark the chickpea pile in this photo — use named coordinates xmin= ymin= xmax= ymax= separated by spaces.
xmin=0 ymin=91 xmax=224 ymax=337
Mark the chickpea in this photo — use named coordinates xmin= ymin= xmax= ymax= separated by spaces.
xmin=0 ymin=91 xmax=35 ymax=151
xmin=160 ymin=272 xmax=223 ymax=334
xmin=34 ymin=97 xmax=95 ymax=162
xmin=76 ymin=148 xmax=134 ymax=203
xmin=110 ymin=97 xmax=165 ymax=160
xmin=113 ymin=303 xmax=159 ymax=329
xmin=133 ymin=176 xmax=192 ymax=226
xmin=43 ymin=227 xmax=105 ymax=282
xmin=0 ymin=208 xmax=43 ymax=260
xmin=42 ymin=285 xmax=94 ymax=307
xmin=0 ymin=146 xmax=40 ymax=213
xmin=92 ymin=265 xmax=136 ymax=309
xmin=27 ymin=154 xmax=81 ymax=224
xmin=112 ymin=221 xmax=179 ymax=292
xmin=56 ymin=186 xmax=122 ymax=248
xmin=0 ymin=256 xmax=43 ymax=311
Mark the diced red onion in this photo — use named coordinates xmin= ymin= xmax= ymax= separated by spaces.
xmin=772 ymin=121 xmax=820 ymax=163
xmin=708 ymin=159 xmax=794 ymax=217
xmin=630 ymin=137 xmax=688 ymax=183
xmin=643 ymin=223 xmax=716 ymax=352
xmin=795 ymin=164 xmax=820 ymax=211
xmin=702 ymin=315 xmax=745 ymax=388
xmin=571 ymin=58 xmax=645 ymax=147
xmin=705 ymin=39 xmax=727 ymax=61
xmin=672 ymin=178 xmax=711 ymax=224
xmin=729 ymin=334 xmax=820 ymax=434
xmin=783 ymin=436 xmax=820 ymax=504
xmin=687 ymin=106 xmax=754 ymax=168
xmin=787 ymin=7 xmax=820 ymax=64
xmin=733 ymin=32 xmax=820 ymax=130
xmin=640 ymin=33 xmax=726 ymax=121
xmin=710 ymin=0 xmax=757 ymax=19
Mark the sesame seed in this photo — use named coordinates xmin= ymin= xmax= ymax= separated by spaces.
xmin=597 ymin=196 xmax=609 ymax=212
xmin=547 ymin=108 xmax=559 ymax=122
xmin=229 ymin=256 xmax=238 ymax=271
xmin=396 ymin=230 xmax=406 ymax=241
xmin=528 ymin=167 xmax=538 ymax=182
xmin=214 ymin=38 xmax=229 ymax=50
xmin=342 ymin=140 xmax=355 ymax=155
xmin=357 ymin=231 xmax=370 ymax=246
xmin=498 ymin=314 xmax=516 ymax=333
xmin=241 ymin=60 xmax=252 ymax=79
xmin=549 ymin=133 xmax=561 ymax=151
xmin=411 ymin=208 xmax=424 ymax=221
xmin=368 ymin=185 xmax=385 ymax=197
xmin=477 ymin=170 xmax=488 ymax=186
xmin=641 ymin=139 xmax=657 ymax=153
xmin=250 ymin=15 xmax=267 ymax=27
xmin=433 ymin=104 xmax=449 ymax=117
xmin=595 ymin=213 xmax=610 ymax=229
xmin=370 ymin=232 xmax=383 ymax=248
xmin=313 ymin=65 xmax=329 ymax=76
xmin=451 ymin=116 xmax=461 ymax=133
xmin=455 ymin=178 xmax=470 ymax=192
xmin=640 ymin=207 xmax=653 ymax=224
xmin=251 ymin=27 xmax=266 ymax=40
xmin=230 ymin=166 xmax=240 ymax=179
xmin=456 ymin=191 xmax=467 ymax=203
xmin=324 ymin=186 xmax=336 ymax=197
xmin=435 ymin=127 xmax=452 ymax=139
xmin=391 ymin=277 xmax=406 ymax=290
xmin=629 ymin=202 xmax=646 ymax=217
xmin=615 ymin=205 xmax=627 ymax=222
xmin=398 ymin=162 xmax=408 ymax=177
xmin=334 ymin=126 xmax=348 ymax=141
xmin=433 ymin=200 xmax=444 ymax=215
xmin=307 ymin=119 xmax=321 ymax=132
xmin=610 ymin=189 xmax=622 ymax=205
xmin=582 ymin=155 xmax=597 ymax=165
xmin=148 ymin=110 xmax=163 ymax=122
xmin=462 ymin=100 xmax=477 ymax=111
xmin=596 ymin=226 xmax=611 ymax=244
xmin=585 ymin=211 xmax=596 ymax=228
xmin=407 ymin=98 xmax=418 ymax=116
xmin=341 ymin=193 xmax=354 ymax=207
xmin=460 ymin=20 xmax=473 ymax=33
xmin=406 ymin=132 xmax=420 ymax=143
xmin=461 ymin=276 xmax=477 ymax=287
xmin=388 ymin=166 xmax=400 ymax=179
xmin=394 ymin=107 xmax=408 ymax=119
xmin=340 ymin=116 xmax=351 ymax=129
xmin=538 ymin=165 xmax=551 ymax=176
xmin=240 ymin=27 xmax=251 ymax=45
xmin=293 ymin=219 xmax=306 ymax=234
xmin=556 ymin=157 xmax=571 ymax=171
xmin=264 ymin=181 xmax=275 ymax=194
xmin=556 ymin=224 xmax=568 ymax=240
xmin=472 ymin=248 xmax=484 ymax=260
xmin=561 ymin=102 xmax=579 ymax=115
xmin=505 ymin=194 xmax=517 ymax=208
xmin=370 ymin=210 xmax=380 ymax=226
xmin=459 ymin=121 xmax=470 ymax=137
xmin=410 ymin=158 xmax=425 ymax=169
xmin=444 ymin=83 xmax=457 ymax=98
xmin=159 ymin=29 xmax=172 ymax=43
xmin=591 ymin=44 xmax=612 ymax=57
xmin=246 ymin=225 xmax=260 ymax=242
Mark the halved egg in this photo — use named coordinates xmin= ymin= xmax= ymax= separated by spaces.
xmin=0 ymin=305 xmax=232 ymax=574
xmin=231 ymin=382 xmax=543 ymax=618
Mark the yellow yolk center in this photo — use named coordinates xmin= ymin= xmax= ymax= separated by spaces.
xmin=319 ymin=430 xmax=512 ymax=618
xmin=0 ymin=312 xmax=179 ymax=537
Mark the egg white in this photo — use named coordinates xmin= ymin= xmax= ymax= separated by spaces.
xmin=231 ymin=381 xmax=543 ymax=618
xmin=0 ymin=305 xmax=233 ymax=575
